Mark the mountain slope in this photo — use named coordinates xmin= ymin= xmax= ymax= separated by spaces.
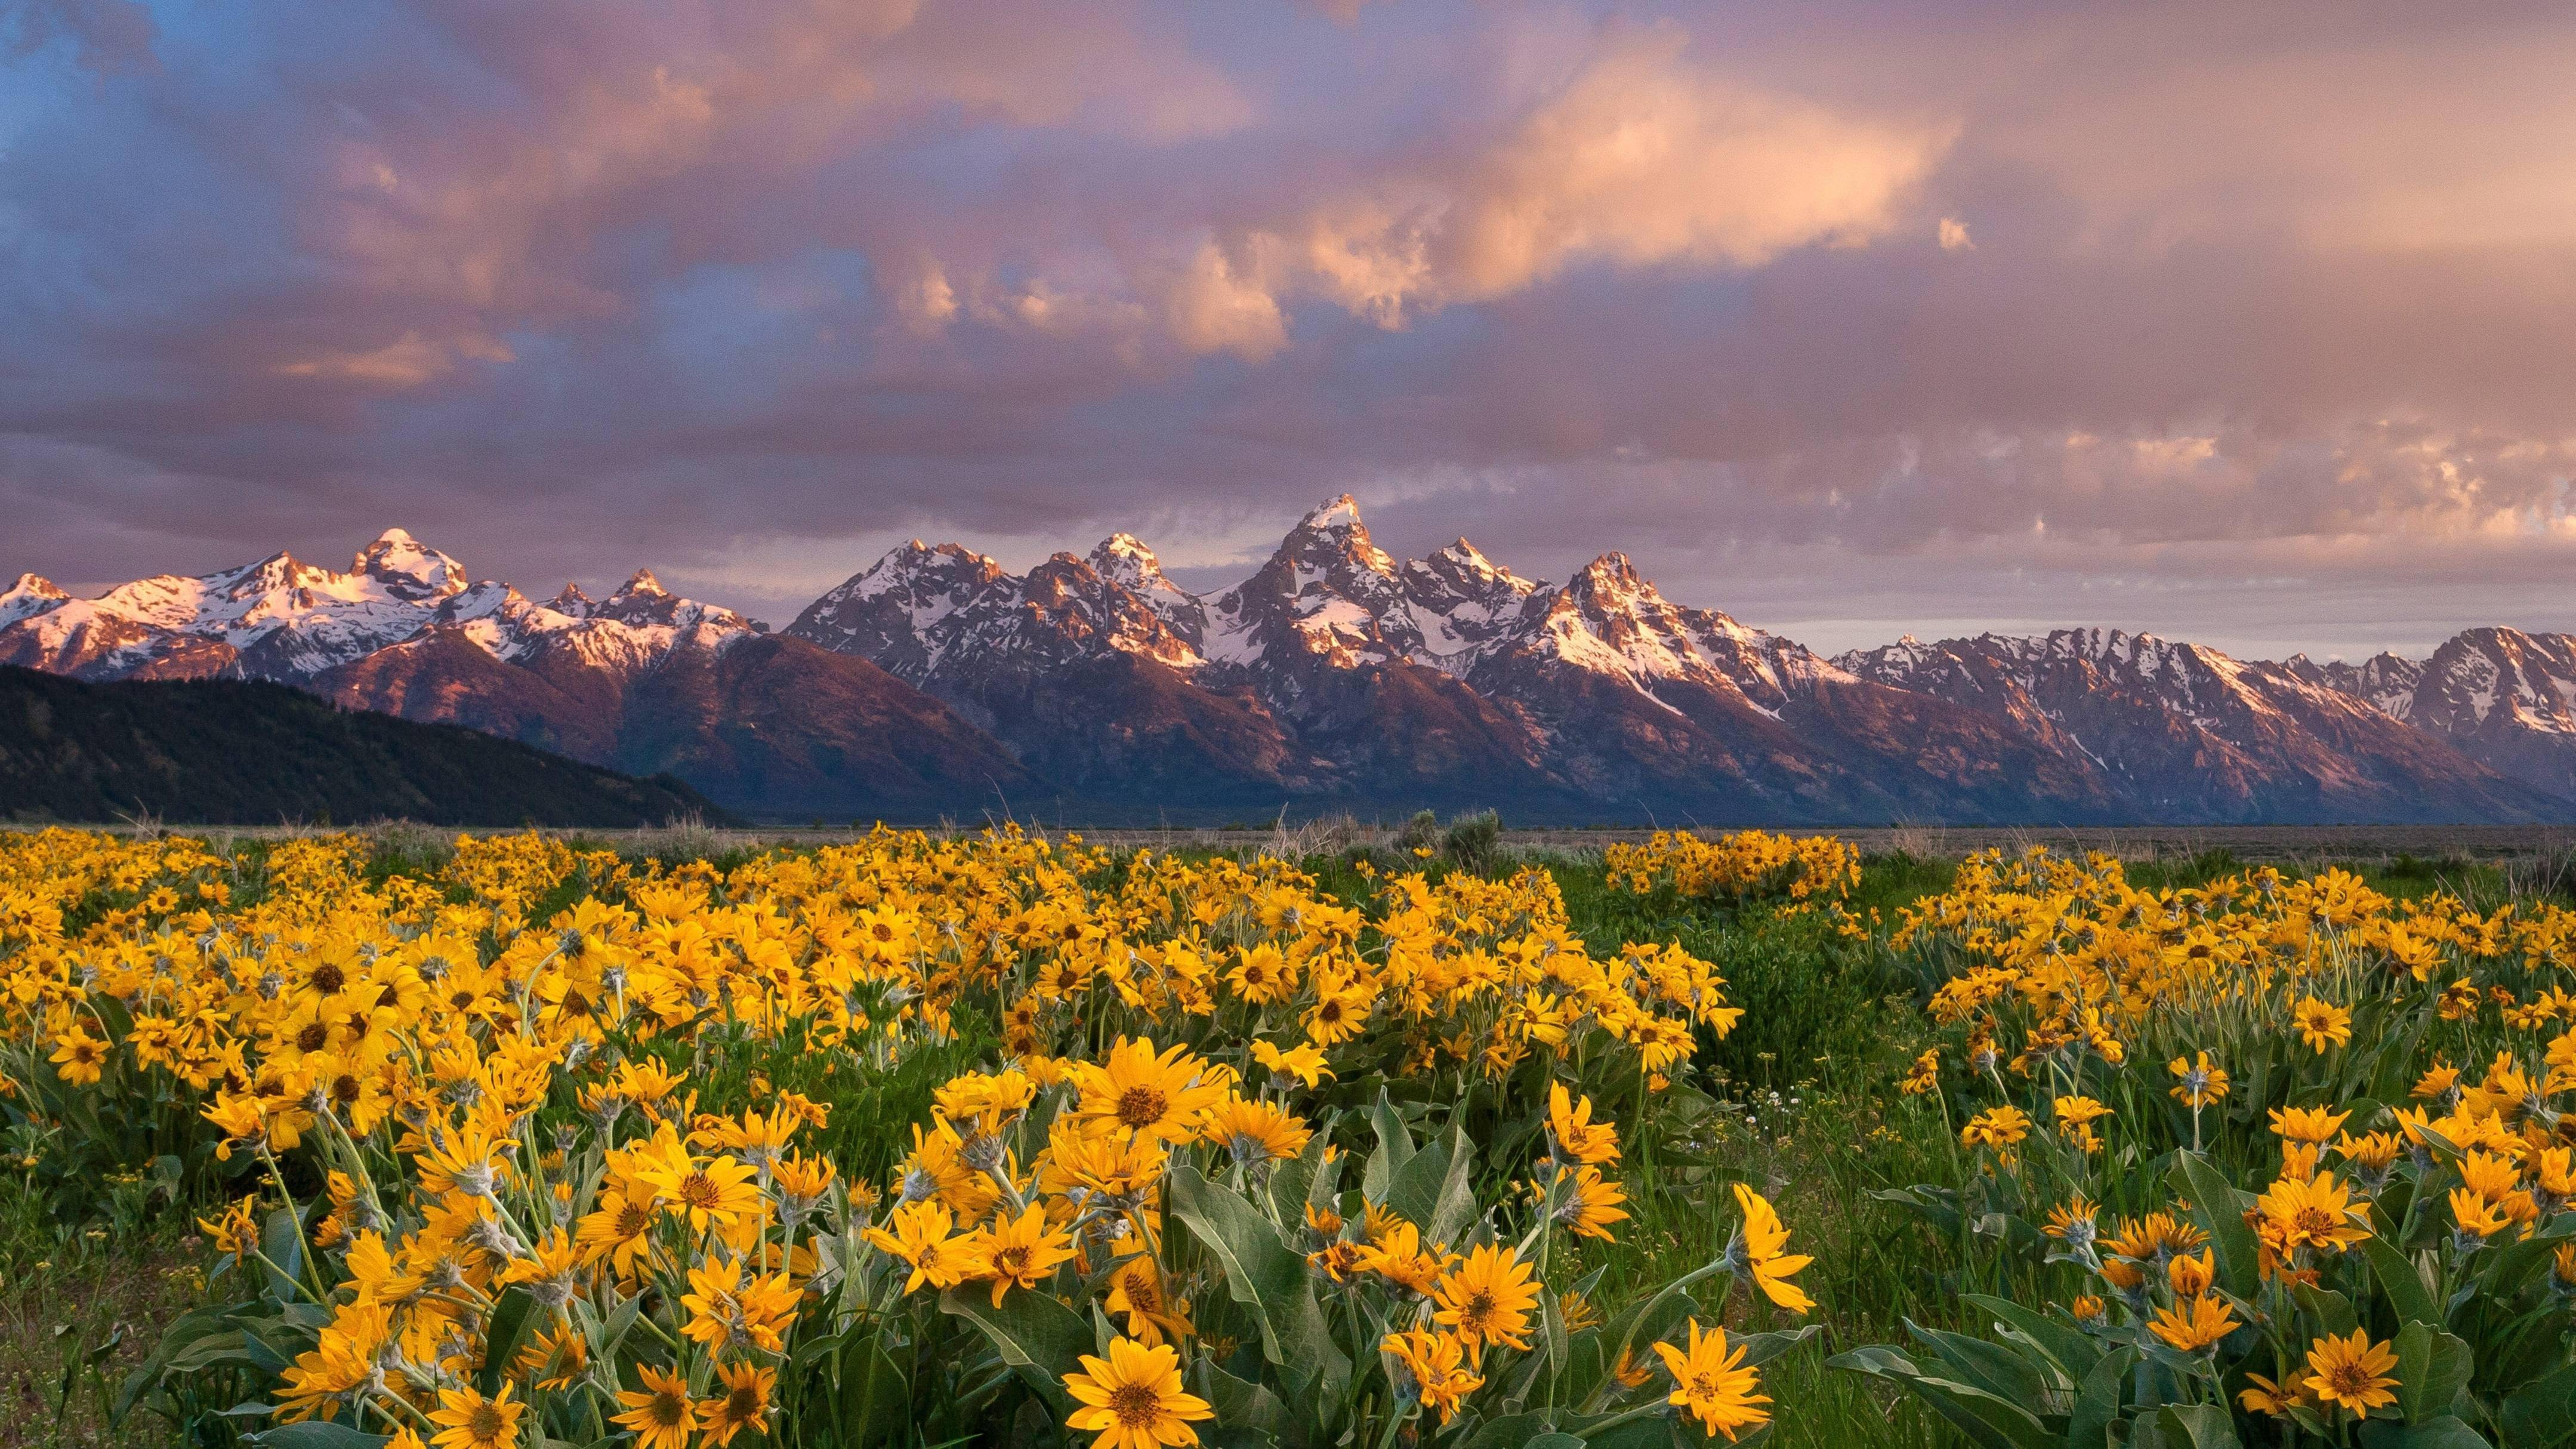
xmin=1838 ymin=630 xmax=2553 ymax=822
xmin=2289 ymin=628 xmax=2576 ymax=797
xmin=0 ymin=666 xmax=720 ymax=826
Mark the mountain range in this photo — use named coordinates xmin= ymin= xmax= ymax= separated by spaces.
xmin=8 ymin=500 xmax=2574 ymax=824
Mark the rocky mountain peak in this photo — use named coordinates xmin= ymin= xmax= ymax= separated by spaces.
xmin=1087 ymin=532 xmax=1165 ymax=586
xmin=613 ymin=569 xmax=668 ymax=600
xmin=351 ymin=528 xmax=468 ymax=601
xmin=0 ymin=574 xmax=69 ymax=632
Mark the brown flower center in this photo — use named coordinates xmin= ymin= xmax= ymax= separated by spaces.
xmin=1116 ymin=1086 xmax=1169 ymax=1129
xmin=1107 ymin=1383 xmax=1162 ymax=1425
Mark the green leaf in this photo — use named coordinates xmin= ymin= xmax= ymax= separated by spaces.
xmin=1964 ymin=1294 xmax=2102 ymax=1381
xmin=478 ymin=1287 xmax=536 ymax=1392
xmin=2066 ymin=1346 xmax=2137 ymax=1449
xmin=2501 ymin=1359 xmax=2576 ymax=1446
xmin=258 ymin=1207 xmax=306 ymax=1305
xmin=246 ymin=1425 xmax=392 ymax=1449
xmin=2168 ymin=1153 xmax=2259 ymax=1300
xmin=2359 ymin=1417 xmax=2494 ymax=1449
xmin=1167 ymin=1164 xmax=1351 ymax=1404
xmin=1428 ymin=1125 xmax=1482 ymax=1247
xmin=1265 ymin=1133 xmax=1328 ymax=1229
xmin=1364 ymin=1092 xmax=1414 ymax=1203
xmin=1904 ymin=1319 xmax=2057 ymax=1407
xmin=1828 ymin=1345 xmax=2054 ymax=1449
xmin=1732 ymin=1324 xmax=1821 ymax=1369
xmin=2145 ymin=1404 xmax=2242 ymax=1449
xmin=2364 ymin=1238 xmax=2442 ymax=1328
xmin=1385 ymin=1135 xmax=1455 ymax=1232
xmin=1191 ymin=1358 xmax=1288 ymax=1448
xmin=936 ymin=1284 xmax=1093 ymax=1414
xmin=837 ymin=1334 xmax=910 ymax=1446
xmin=2392 ymin=1322 xmax=2474 ymax=1426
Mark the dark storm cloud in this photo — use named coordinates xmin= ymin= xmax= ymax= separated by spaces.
xmin=7 ymin=1 xmax=2576 ymax=658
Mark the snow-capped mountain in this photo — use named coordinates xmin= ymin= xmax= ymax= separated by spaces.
xmin=0 ymin=530 xmax=1025 ymax=819
xmin=14 ymin=505 xmax=2576 ymax=823
xmin=1835 ymin=628 xmax=2543 ymax=822
xmin=785 ymin=497 xmax=2128 ymax=820
xmin=2287 ymin=628 xmax=2576 ymax=797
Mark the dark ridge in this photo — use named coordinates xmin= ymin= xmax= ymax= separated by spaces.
xmin=0 ymin=665 xmax=726 ymax=827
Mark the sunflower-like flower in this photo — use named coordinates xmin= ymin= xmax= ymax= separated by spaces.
xmin=2146 ymin=1293 xmax=2239 ymax=1354
xmin=1062 ymin=1336 xmax=1215 ymax=1449
xmin=965 ymin=1203 xmax=1079 ymax=1306
xmin=612 ymin=1364 xmax=699 ymax=1449
xmin=2255 ymin=1172 xmax=2371 ymax=1254
xmin=1653 ymin=1318 xmax=1772 ymax=1442
xmin=2302 ymin=1329 xmax=2400 ymax=1416
xmin=1383 ymin=1327 xmax=1484 ymax=1425
xmin=1431 ymin=1243 xmax=1540 ymax=1352
xmin=1732 ymin=1184 xmax=1814 ymax=1314
xmin=2292 ymin=997 xmax=2353 ymax=1053
xmin=1547 ymin=1081 xmax=1621 ymax=1165
xmin=428 ymin=1382 xmax=525 ymax=1449
xmin=1071 ymin=1038 xmax=1227 ymax=1144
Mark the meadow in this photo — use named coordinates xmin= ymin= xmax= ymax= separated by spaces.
xmin=0 ymin=822 xmax=2571 ymax=1448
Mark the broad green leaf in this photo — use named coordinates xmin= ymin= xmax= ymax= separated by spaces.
xmin=2148 ymin=1403 xmax=2242 ymax=1449
xmin=1190 ymin=1358 xmax=1288 ymax=1447
xmin=1965 ymin=1294 xmax=2102 ymax=1380
xmin=2358 ymin=1417 xmax=2494 ymax=1449
xmin=1385 ymin=1136 xmax=1455 ymax=1232
xmin=477 ymin=1287 xmax=536 ymax=1392
xmin=2392 ymin=1322 xmax=2474 ymax=1426
xmin=2363 ymin=1238 xmax=2441 ymax=1328
xmin=1364 ymin=1092 xmax=1414 ymax=1202
xmin=936 ymin=1284 xmax=1093 ymax=1414
xmin=2168 ymin=1153 xmax=2259 ymax=1300
xmin=1167 ymin=1164 xmax=1351 ymax=1403
xmin=1905 ymin=1320 xmax=2056 ymax=1407
xmin=2501 ymin=1359 xmax=2576 ymax=1446
xmin=1733 ymin=1324 xmax=1821 ymax=1369
xmin=1266 ymin=1133 xmax=1328 ymax=1229
xmin=838 ymin=1334 xmax=910 ymax=1447
xmin=2066 ymin=1346 xmax=2137 ymax=1449
xmin=1828 ymin=1346 xmax=2054 ymax=1449
xmin=259 ymin=1207 xmax=306 ymax=1306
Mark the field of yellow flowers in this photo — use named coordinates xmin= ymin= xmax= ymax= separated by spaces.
xmin=0 ymin=825 xmax=1893 ymax=1449
xmin=7 ymin=822 xmax=2569 ymax=1448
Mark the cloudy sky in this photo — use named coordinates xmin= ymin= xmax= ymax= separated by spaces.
xmin=7 ymin=1 xmax=2575 ymax=659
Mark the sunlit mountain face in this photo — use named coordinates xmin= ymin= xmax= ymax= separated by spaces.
xmin=12 ymin=500 xmax=2575 ymax=823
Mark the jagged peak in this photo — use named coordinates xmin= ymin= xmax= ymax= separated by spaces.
xmin=1294 ymin=494 xmax=1364 ymax=534
xmin=1571 ymin=552 xmax=1648 ymax=590
xmin=1427 ymin=537 xmax=1502 ymax=575
xmin=352 ymin=526 xmax=466 ymax=597
xmin=1088 ymin=532 xmax=1170 ymax=584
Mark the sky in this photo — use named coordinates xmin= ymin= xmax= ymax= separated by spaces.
xmin=8 ymin=1 xmax=2576 ymax=661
